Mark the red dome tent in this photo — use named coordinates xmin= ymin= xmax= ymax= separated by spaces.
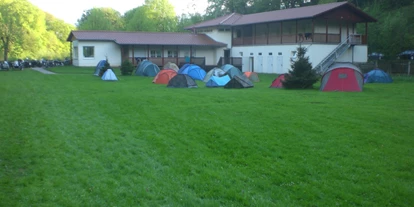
xmin=270 ymin=74 xmax=286 ymax=88
xmin=320 ymin=63 xmax=364 ymax=92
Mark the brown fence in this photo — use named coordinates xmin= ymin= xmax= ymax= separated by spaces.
xmin=355 ymin=60 xmax=412 ymax=75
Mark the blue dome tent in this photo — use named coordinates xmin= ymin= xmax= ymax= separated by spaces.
xmin=206 ymin=75 xmax=231 ymax=87
xmin=94 ymin=60 xmax=106 ymax=76
xmin=178 ymin=64 xmax=206 ymax=81
xmin=364 ymin=68 xmax=393 ymax=83
xmin=135 ymin=60 xmax=160 ymax=77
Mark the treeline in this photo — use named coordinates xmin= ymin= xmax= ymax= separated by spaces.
xmin=0 ymin=0 xmax=75 ymax=61
xmin=1 ymin=0 xmax=413 ymax=60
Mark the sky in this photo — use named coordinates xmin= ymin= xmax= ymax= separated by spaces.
xmin=27 ymin=0 xmax=209 ymax=25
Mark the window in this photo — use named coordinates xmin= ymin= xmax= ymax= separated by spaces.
xmin=167 ymin=50 xmax=178 ymax=57
xmin=150 ymin=50 xmax=161 ymax=57
xmin=73 ymin=46 xmax=78 ymax=59
xmin=83 ymin=46 xmax=94 ymax=58
xmin=269 ymin=52 xmax=273 ymax=55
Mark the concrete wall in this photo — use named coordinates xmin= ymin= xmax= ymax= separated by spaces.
xmin=72 ymin=41 xmax=121 ymax=67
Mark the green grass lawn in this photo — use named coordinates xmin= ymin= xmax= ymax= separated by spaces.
xmin=1 ymin=67 xmax=413 ymax=206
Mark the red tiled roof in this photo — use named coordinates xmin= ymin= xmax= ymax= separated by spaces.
xmin=67 ymin=31 xmax=227 ymax=47
xmin=187 ymin=2 xmax=376 ymax=29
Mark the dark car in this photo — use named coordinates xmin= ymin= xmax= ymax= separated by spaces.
xmin=368 ymin=52 xmax=384 ymax=60
xmin=398 ymin=50 xmax=414 ymax=60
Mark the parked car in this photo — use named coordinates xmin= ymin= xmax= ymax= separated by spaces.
xmin=398 ymin=50 xmax=414 ymax=60
xmin=368 ymin=52 xmax=384 ymax=60
xmin=0 ymin=61 xmax=10 ymax=70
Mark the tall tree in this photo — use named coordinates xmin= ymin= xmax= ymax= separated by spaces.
xmin=0 ymin=0 xmax=49 ymax=60
xmin=77 ymin=8 xmax=125 ymax=30
xmin=124 ymin=0 xmax=177 ymax=32
xmin=206 ymin=0 xmax=253 ymax=17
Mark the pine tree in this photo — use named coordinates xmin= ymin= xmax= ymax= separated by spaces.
xmin=282 ymin=47 xmax=319 ymax=89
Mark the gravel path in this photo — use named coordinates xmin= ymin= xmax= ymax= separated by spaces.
xmin=32 ymin=67 xmax=56 ymax=74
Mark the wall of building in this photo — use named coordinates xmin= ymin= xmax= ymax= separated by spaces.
xmin=231 ymin=43 xmax=368 ymax=74
xmin=73 ymin=41 xmax=121 ymax=67
xmin=202 ymin=29 xmax=232 ymax=48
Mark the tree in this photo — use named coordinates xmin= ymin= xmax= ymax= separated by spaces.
xmin=282 ymin=47 xmax=318 ymax=89
xmin=206 ymin=0 xmax=253 ymax=17
xmin=77 ymin=8 xmax=125 ymax=30
xmin=176 ymin=13 xmax=204 ymax=32
xmin=124 ymin=0 xmax=177 ymax=32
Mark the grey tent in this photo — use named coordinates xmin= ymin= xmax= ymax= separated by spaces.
xmin=203 ymin=67 xmax=226 ymax=82
xmin=167 ymin=74 xmax=198 ymax=88
xmin=163 ymin=62 xmax=179 ymax=72
xmin=224 ymin=74 xmax=254 ymax=89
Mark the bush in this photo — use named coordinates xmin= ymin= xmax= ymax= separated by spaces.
xmin=282 ymin=47 xmax=319 ymax=89
xmin=120 ymin=60 xmax=134 ymax=76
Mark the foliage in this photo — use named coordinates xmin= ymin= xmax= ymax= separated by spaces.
xmin=0 ymin=0 xmax=74 ymax=60
xmin=1 ymin=69 xmax=414 ymax=206
xmin=282 ymin=47 xmax=318 ymax=89
xmin=76 ymin=8 xmax=125 ymax=31
xmin=123 ymin=0 xmax=177 ymax=32
xmin=120 ymin=59 xmax=134 ymax=75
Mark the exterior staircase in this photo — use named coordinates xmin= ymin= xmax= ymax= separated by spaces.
xmin=313 ymin=36 xmax=354 ymax=74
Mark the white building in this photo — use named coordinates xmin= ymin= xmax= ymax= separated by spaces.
xmin=67 ymin=2 xmax=376 ymax=74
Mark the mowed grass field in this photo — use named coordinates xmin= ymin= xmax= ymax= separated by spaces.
xmin=1 ymin=66 xmax=413 ymax=206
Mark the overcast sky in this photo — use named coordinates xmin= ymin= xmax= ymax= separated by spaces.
xmin=27 ymin=0 xmax=209 ymax=25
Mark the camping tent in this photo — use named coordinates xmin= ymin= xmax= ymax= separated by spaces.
xmin=244 ymin=72 xmax=260 ymax=82
xmin=224 ymin=74 xmax=254 ymax=89
xmin=320 ymin=63 xmax=364 ymax=92
xmin=135 ymin=60 xmax=160 ymax=77
xmin=203 ymin=67 xmax=226 ymax=82
xmin=270 ymin=74 xmax=286 ymax=88
xmin=94 ymin=60 xmax=106 ymax=76
xmin=364 ymin=68 xmax=393 ymax=83
xmin=167 ymin=74 xmax=198 ymax=88
xmin=221 ymin=64 xmax=243 ymax=78
xmin=153 ymin=69 xmax=177 ymax=84
xmin=163 ymin=62 xmax=179 ymax=72
xmin=178 ymin=64 xmax=206 ymax=81
xmin=101 ymin=69 xmax=118 ymax=81
xmin=206 ymin=75 xmax=231 ymax=87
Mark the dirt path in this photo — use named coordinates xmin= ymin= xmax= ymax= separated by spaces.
xmin=31 ymin=67 xmax=56 ymax=74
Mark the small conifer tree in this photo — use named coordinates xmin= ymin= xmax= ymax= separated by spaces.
xmin=282 ymin=47 xmax=319 ymax=89
xmin=120 ymin=60 xmax=134 ymax=75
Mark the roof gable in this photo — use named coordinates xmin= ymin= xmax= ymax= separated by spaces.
xmin=67 ymin=31 xmax=227 ymax=47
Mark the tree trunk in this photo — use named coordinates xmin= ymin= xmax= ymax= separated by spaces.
xmin=1 ymin=37 xmax=9 ymax=61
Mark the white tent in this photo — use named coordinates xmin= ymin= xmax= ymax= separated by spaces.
xmin=101 ymin=69 xmax=118 ymax=81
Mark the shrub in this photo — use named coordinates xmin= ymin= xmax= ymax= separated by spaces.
xmin=120 ymin=60 xmax=134 ymax=76
xmin=282 ymin=47 xmax=319 ymax=89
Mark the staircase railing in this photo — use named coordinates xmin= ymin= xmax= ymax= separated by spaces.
xmin=313 ymin=36 xmax=353 ymax=74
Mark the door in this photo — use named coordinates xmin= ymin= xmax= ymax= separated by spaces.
xmin=242 ymin=57 xmax=249 ymax=72
xmin=249 ymin=57 xmax=254 ymax=72
xmin=257 ymin=55 xmax=263 ymax=73
xmin=276 ymin=54 xmax=284 ymax=74
xmin=267 ymin=55 xmax=274 ymax=73
xmin=224 ymin=49 xmax=230 ymax=64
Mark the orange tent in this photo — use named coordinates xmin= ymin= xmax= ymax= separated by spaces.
xmin=244 ymin=72 xmax=260 ymax=82
xmin=153 ymin=69 xmax=177 ymax=84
